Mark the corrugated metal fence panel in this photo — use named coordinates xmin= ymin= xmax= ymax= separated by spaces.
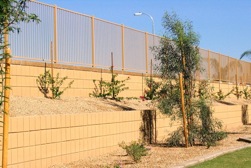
xmin=147 ymin=35 xmax=162 ymax=75
xmin=199 ymin=48 xmax=209 ymax=80
xmin=209 ymin=51 xmax=220 ymax=81
xmin=229 ymin=57 xmax=236 ymax=83
xmin=124 ymin=28 xmax=146 ymax=73
xmin=239 ymin=61 xmax=250 ymax=84
xmin=9 ymin=2 xmax=54 ymax=62
xmin=57 ymin=8 xmax=92 ymax=66
xmin=220 ymin=54 xmax=229 ymax=82
xmin=94 ymin=19 xmax=122 ymax=70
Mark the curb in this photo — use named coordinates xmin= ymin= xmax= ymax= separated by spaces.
xmin=172 ymin=144 xmax=251 ymax=168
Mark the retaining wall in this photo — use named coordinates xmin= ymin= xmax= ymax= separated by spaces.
xmin=0 ymin=104 xmax=248 ymax=167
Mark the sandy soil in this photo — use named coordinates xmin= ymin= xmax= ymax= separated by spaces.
xmin=49 ymin=125 xmax=251 ymax=168
xmin=9 ymin=96 xmax=152 ymax=117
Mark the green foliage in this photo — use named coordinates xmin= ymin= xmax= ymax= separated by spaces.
xmin=242 ymin=87 xmax=251 ymax=100
xmin=165 ymin=81 xmax=227 ymax=148
xmin=36 ymin=70 xmax=74 ymax=99
xmin=166 ymin=127 xmax=184 ymax=147
xmin=0 ymin=0 xmax=40 ymax=111
xmin=90 ymin=73 xmax=129 ymax=101
xmin=90 ymin=79 xmax=109 ymax=98
xmin=153 ymin=12 xmax=226 ymax=148
xmin=232 ymin=86 xmax=242 ymax=100
xmin=36 ymin=70 xmax=50 ymax=98
xmin=49 ymin=72 xmax=74 ymax=99
xmin=119 ymin=141 xmax=147 ymax=162
xmin=0 ymin=0 xmax=40 ymax=57
xmin=213 ymin=89 xmax=232 ymax=101
xmin=144 ymin=78 xmax=160 ymax=100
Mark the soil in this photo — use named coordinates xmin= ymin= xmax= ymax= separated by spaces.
xmin=49 ymin=125 xmax=251 ymax=168
xmin=9 ymin=96 xmax=152 ymax=117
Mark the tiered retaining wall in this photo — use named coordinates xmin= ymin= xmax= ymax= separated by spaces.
xmin=0 ymin=105 xmax=248 ymax=167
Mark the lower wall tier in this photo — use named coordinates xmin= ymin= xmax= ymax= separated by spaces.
xmin=0 ymin=103 xmax=249 ymax=167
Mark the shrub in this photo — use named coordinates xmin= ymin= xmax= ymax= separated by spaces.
xmin=90 ymin=73 xmax=129 ymax=101
xmin=36 ymin=70 xmax=50 ymax=98
xmin=213 ymin=89 xmax=232 ymax=101
xmin=166 ymin=127 xmax=184 ymax=147
xmin=144 ymin=78 xmax=160 ymax=100
xmin=36 ymin=70 xmax=74 ymax=99
xmin=49 ymin=72 xmax=74 ymax=99
xmin=119 ymin=141 xmax=147 ymax=162
xmin=232 ymin=86 xmax=242 ymax=100
xmin=242 ymin=87 xmax=251 ymax=100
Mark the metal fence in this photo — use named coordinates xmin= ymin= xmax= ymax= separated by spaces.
xmin=8 ymin=1 xmax=251 ymax=84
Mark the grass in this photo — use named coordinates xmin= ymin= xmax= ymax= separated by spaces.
xmin=189 ymin=147 xmax=251 ymax=168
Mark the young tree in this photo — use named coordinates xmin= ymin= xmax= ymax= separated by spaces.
xmin=153 ymin=12 xmax=226 ymax=147
xmin=0 ymin=1 xmax=39 ymax=167
xmin=154 ymin=11 xmax=200 ymax=131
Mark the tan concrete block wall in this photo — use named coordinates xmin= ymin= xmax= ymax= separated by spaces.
xmin=1 ymin=104 xmax=247 ymax=167
xmin=213 ymin=105 xmax=243 ymax=130
xmin=5 ymin=111 xmax=144 ymax=167
xmin=10 ymin=62 xmax=147 ymax=98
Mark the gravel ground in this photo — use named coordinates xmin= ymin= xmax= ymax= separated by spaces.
xmin=50 ymin=125 xmax=251 ymax=168
xmin=9 ymin=96 xmax=151 ymax=117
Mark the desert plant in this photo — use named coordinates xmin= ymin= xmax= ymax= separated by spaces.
xmin=90 ymin=72 xmax=129 ymax=101
xmin=90 ymin=79 xmax=109 ymax=98
xmin=232 ymin=86 xmax=242 ymax=100
xmin=242 ymin=87 xmax=251 ymax=100
xmin=166 ymin=127 xmax=184 ymax=147
xmin=36 ymin=70 xmax=74 ymax=99
xmin=196 ymin=81 xmax=227 ymax=148
xmin=119 ymin=141 xmax=147 ymax=162
xmin=144 ymin=78 xmax=160 ymax=100
xmin=153 ymin=12 xmax=227 ymax=148
xmin=213 ymin=89 xmax=232 ymax=101
xmin=36 ymin=70 xmax=50 ymax=98
xmin=49 ymin=72 xmax=74 ymax=99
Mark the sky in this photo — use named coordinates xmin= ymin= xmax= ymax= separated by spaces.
xmin=38 ymin=0 xmax=251 ymax=61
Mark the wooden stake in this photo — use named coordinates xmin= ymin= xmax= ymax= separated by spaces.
xmin=179 ymin=73 xmax=189 ymax=148
xmin=50 ymin=41 xmax=54 ymax=98
xmin=2 ymin=22 xmax=11 ymax=168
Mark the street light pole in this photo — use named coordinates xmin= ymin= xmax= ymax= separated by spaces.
xmin=134 ymin=12 xmax=155 ymax=35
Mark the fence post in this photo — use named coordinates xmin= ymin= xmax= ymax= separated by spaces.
xmin=53 ymin=5 xmax=58 ymax=63
xmin=50 ymin=41 xmax=54 ymax=98
xmin=121 ymin=24 xmax=125 ymax=72
xmin=145 ymin=32 xmax=148 ymax=74
xmin=91 ymin=16 xmax=95 ymax=68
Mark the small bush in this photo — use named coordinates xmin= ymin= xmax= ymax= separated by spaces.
xmin=232 ymin=86 xmax=242 ymax=100
xmin=144 ymin=78 xmax=160 ymax=100
xmin=166 ymin=127 xmax=184 ymax=147
xmin=213 ymin=89 xmax=232 ymax=101
xmin=242 ymin=87 xmax=251 ymax=100
xmin=90 ymin=73 xmax=129 ymax=101
xmin=119 ymin=141 xmax=147 ymax=162
xmin=36 ymin=70 xmax=74 ymax=99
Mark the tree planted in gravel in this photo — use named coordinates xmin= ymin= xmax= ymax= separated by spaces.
xmin=1 ymin=0 xmax=40 ymax=166
xmin=0 ymin=0 xmax=40 ymax=104
xmin=153 ymin=12 xmax=226 ymax=147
